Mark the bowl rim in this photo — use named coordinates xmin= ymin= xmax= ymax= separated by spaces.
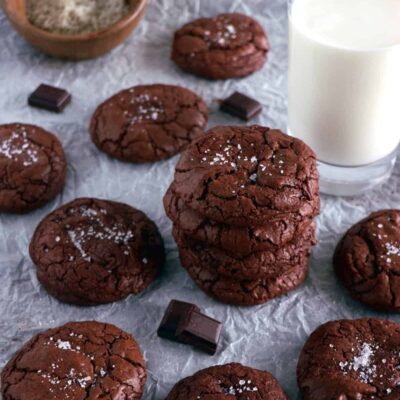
xmin=4 ymin=0 xmax=148 ymax=41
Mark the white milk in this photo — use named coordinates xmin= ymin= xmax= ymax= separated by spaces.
xmin=288 ymin=0 xmax=400 ymax=166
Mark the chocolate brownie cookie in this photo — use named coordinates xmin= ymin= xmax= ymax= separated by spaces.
xmin=173 ymin=223 xmax=315 ymax=280
xmin=181 ymin=247 xmax=309 ymax=306
xmin=0 ymin=123 xmax=66 ymax=213
xmin=1 ymin=321 xmax=146 ymax=400
xmin=334 ymin=210 xmax=400 ymax=312
xmin=172 ymin=13 xmax=269 ymax=80
xmin=297 ymin=318 xmax=400 ymax=400
xmin=164 ymin=186 xmax=314 ymax=256
xmin=29 ymin=198 xmax=165 ymax=305
xmin=166 ymin=363 xmax=287 ymax=400
xmin=171 ymin=125 xmax=319 ymax=227
xmin=90 ymin=84 xmax=208 ymax=163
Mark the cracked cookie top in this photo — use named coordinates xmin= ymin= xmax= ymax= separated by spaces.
xmin=90 ymin=84 xmax=208 ymax=163
xmin=164 ymin=185 xmax=314 ymax=256
xmin=1 ymin=321 xmax=146 ymax=400
xmin=29 ymin=198 xmax=165 ymax=306
xmin=334 ymin=210 xmax=400 ymax=312
xmin=0 ymin=123 xmax=66 ymax=213
xmin=166 ymin=363 xmax=287 ymax=400
xmin=173 ymin=222 xmax=315 ymax=280
xmin=297 ymin=318 xmax=400 ymax=400
xmin=179 ymin=240 xmax=309 ymax=306
xmin=172 ymin=125 xmax=319 ymax=227
xmin=172 ymin=13 xmax=269 ymax=79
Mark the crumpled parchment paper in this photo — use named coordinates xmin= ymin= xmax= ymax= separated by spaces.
xmin=1 ymin=0 xmax=400 ymax=398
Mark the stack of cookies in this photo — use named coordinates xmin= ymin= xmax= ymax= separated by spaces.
xmin=164 ymin=125 xmax=320 ymax=306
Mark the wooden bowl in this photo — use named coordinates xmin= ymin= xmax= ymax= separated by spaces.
xmin=1 ymin=0 xmax=148 ymax=60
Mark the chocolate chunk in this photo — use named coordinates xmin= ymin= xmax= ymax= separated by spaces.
xmin=157 ymin=300 xmax=199 ymax=341
xmin=220 ymin=92 xmax=262 ymax=120
xmin=176 ymin=310 xmax=222 ymax=355
xmin=28 ymin=84 xmax=71 ymax=112
xmin=158 ymin=300 xmax=223 ymax=355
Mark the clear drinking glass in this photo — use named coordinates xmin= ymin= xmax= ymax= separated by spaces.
xmin=287 ymin=0 xmax=400 ymax=196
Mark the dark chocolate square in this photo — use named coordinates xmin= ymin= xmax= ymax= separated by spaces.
xmin=157 ymin=300 xmax=199 ymax=341
xmin=220 ymin=92 xmax=262 ymax=121
xmin=28 ymin=84 xmax=71 ymax=113
xmin=176 ymin=310 xmax=222 ymax=355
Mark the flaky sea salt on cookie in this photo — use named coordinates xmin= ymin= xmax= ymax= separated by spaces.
xmin=1 ymin=321 xmax=146 ymax=400
xmin=90 ymin=84 xmax=208 ymax=163
xmin=297 ymin=318 xmax=400 ymax=399
xmin=171 ymin=125 xmax=320 ymax=227
xmin=0 ymin=123 xmax=66 ymax=213
xmin=166 ymin=363 xmax=287 ymax=400
xmin=334 ymin=209 xmax=400 ymax=312
xmin=172 ymin=13 xmax=269 ymax=79
xmin=29 ymin=197 xmax=165 ymax=305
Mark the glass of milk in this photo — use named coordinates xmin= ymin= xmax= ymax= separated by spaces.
xmin=288 ymin=0 xmax=400 ymax=196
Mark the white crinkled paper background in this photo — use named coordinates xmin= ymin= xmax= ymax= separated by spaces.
xmin=1 ymin=0 xmax=400 ymax=398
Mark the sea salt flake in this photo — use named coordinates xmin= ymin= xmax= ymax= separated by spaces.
xmin=226 ymin=24 xmax=236 ymax=34
xmin=223 ymin=380 xmax=258 ymax=396
xmin=339 ymin=342 xmax=377 ymax=384
xmin=0 ymin=130 xmax=39 ymax=166
xmin=352 ymin=343 xmax=373 ymax=371
xmin=77 ymin=376 xmax=91 ymax=388
xmin=56 ymin=339 xmax=72 ymax=350
xmin=385 ymin=242 xmax=400 ymax=256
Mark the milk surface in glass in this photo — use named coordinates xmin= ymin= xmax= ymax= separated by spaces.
xmin=288 ymin=0 xmax=400 ymax=167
